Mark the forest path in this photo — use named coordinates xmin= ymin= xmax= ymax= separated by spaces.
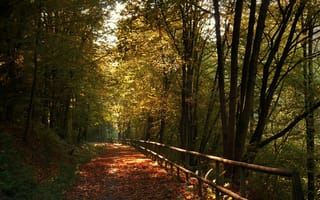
xmin=63 ymin=143 xmax=197 ymax=200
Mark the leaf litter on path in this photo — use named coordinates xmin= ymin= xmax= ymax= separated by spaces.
xmin=63 ymin=143 xmax=198 ymax=200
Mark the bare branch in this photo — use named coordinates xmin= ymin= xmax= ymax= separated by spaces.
xmin=259 ymin=100 xmax=320 ymax=148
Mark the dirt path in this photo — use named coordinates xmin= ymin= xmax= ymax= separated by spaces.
xmin=63 ymin=143 xmax=196 ymax=200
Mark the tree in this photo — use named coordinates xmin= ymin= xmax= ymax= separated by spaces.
xmin=212 ymin=0 xmax=320 ymax=164
xmin=24 ymin=0 xmax=41 ymax=142
xmin=302 ymin=3 xmax=319 ymax=199
xmin=114 ymin=10 xmax=180 ymax=142
xmin=109 ymin=0 xmax=320 ymax=196
xmin=0 ymin=0 xmax=114 ymax=143
xmin=0 ymin=0 xmax=35 ymax=123
xmin=153 ymin=1 xmax=213 ymax=164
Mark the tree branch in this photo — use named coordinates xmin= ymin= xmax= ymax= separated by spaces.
xmin=259 ymin=100 xmax=320 ymax=148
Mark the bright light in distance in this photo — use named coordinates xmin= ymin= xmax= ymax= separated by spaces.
xmin=96 ymin=2 xmax=126 ymax=46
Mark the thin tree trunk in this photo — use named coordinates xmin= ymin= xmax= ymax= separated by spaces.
xmin=228 ymin=0 xmax=243 ymax=162
xmin=213 ymin=0 xmax=228 ymax=160
xmin=158 ymin=116 xmax=165 ymax=143
xmin=23 ymin=1 xmax=41 ymax=143
xmin=63 ymin=97 xmax=73 ymax=143
xmin=246 ymin=1 xmax=307 ymax=163
xmin=304 ymin=14 xmax=315 ymax=200
xmin=158 ymin=72 xmax=170 ymax=143
xmin=145 ymin=114 xmax=153 ymax=140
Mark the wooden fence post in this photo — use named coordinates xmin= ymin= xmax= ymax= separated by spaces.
xmin=216 ymin=161 xmax=221 ymax=200
xmin=240 ymin=167 xmax=246 ymax=197
xmin=198 ymin=178 xmax=203 ymax=198
xmin=292 ymin=171 xmax=304 ymax=200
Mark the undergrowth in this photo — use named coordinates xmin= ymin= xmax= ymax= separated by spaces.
xmin=0 ymin=124 xmax=104 ymax=200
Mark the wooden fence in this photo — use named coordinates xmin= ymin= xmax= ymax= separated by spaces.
xmin=126 ymin=139 xmax=304 ymax=200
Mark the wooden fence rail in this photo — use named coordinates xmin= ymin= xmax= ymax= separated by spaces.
xmin=126 ymin=139 xmax=304 ymax=200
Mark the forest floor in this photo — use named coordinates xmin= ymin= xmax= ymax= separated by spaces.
xmin=63 ymin=143 xmax=200 ymax=200
xmin=0 ymin=123 xmax=108 ymax=200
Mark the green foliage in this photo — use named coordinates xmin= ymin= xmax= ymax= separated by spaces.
xmin=248 ymin=173 xmax=293 ymax=200
xmin=0 ymin=134 xmax=36 ymax=199
xmin=250 ymin=140 xmax=309 ymax=199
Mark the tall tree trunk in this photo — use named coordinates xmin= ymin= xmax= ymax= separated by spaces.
xmin=213 ymin=0 xmax=228 ymax=160
xmin=214 ymin=0 xmax=270 ymax=163
xmin=158 ymin=116 xmax=165 ymax=143
xmin=81 ymin=103 xmax=89 ymax=142
xmin=235 ymin=0 xmax=256 ymax=162
xmin=23 ymin=0 xmax=41 ymax=143
xmin=49 ymin=100 xmax=56 ymax=129
xmin=158 ymin=72 xmax=170 ymax=143
xmin=303 ymin=13 xmax=315 ymax=200
xmin=199 ymin=110 xmax=219 ymax=154
xmin=179 ymin=2 xmax=205 ymax=166
xmin=246 ymin=1 xmax=307 ymax=163
xmin=157 ymin=1 xmax=206 ymax=164
xmin=179 ymin=60 xmax=194 ymax=164
xmin=63 ymin=97 xmax=73 ymax=143
xmin=228 ymin=0 xmax=243 ymax=162
xmin=145 ymin=114 xmax=153 ymax=140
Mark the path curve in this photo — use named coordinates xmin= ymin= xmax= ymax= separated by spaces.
xmin=64 ymin=143 xmax=196 ymax=200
